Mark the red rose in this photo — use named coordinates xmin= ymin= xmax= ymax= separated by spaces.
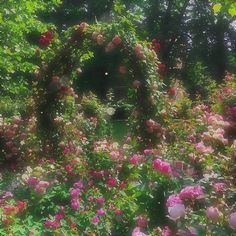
xmin=169 ymin=87 xmax=177 ymax=96
xmin=152 ymin=39 xmax=161 ymax=51
xmin=158 ymin=63 xmax=166 ymax=72
xmin=39 ymin=31 xmax=53 ymax=47
xmin=112 ymin=35 xmax=122 ymax=45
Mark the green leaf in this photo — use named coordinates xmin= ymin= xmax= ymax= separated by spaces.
xmin=114 ymin=1 xmax=126 ymax=14
xmin=213 ymin=3 xmax=222 ymax=13
xmin=228 ymin=3 xmax=236 ymax=16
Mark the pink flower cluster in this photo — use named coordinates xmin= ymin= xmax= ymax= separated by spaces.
xmin=35 ymin=181 xmax=50 ymax=194
xmin=200 ymin=112 xmax=230 ymax=144
xmin=134 ymin=44 xmax=145 ymax=60
xmin=44 ymin=206 xmax=65 ymax=230
xmin=62 ymin=140 xmax=83 ymax=156
xmin=110 ymin=150 xmax=120 ymax=160
xmin=1 ymin=116 xmax=23 ymax=161
xmin=94 ymin=140 xmax=121 ymax=160
xmin=27 ymin=177 xmax=49 ymax=194
xmin=70 ymin=181 xmax=83 ymax=210
xmin=103 ymin=35 xmax=122 ymax=52
xmin=166 ymin=186 xmax=203 ymax=221
xmin=195 ymin=142 xmax=214 ymax=154
xmin=166 ymin=186 xmax=204 ymax=221
xmin=130 ymin=154 xmax=143 ymax=165
xmin=88 ymin=195 xmax=107 ymax=225
xmin=152 ymin=159 xmax=172 ymax=175
xmin=146 ymin=119 xmax=161 ymax=133
xmin=1 ymin=191 xmax=13 ymax=200
xmin=191 ymin=104 xmax=208 ymax=115
xmin=44 ymin=220 xmax=60 ymax=229
xmin=90 ymin=208 xmax=106 ymax=225
xmin=202 ymin=127 xmax=228 ymax=145
xmin=213 ymin=182 xmax=225 ymax=192
xmin=179 ymin=185 xmax=204 ymax=200
xmin=205 ymin=209 xmax=236 ymax=230
xmin=224 ymin=72 xmax=232 ymax=81
xmin=205 ymin=113 xmax=230 ymax=128
xmin=94 ymin=140 xmax=110 ymax=152
xmin=152 ymin=39 xmax=161 ymax=52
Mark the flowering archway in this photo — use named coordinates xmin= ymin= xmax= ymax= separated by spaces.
xmin=34 ymin=22 xmax=165 ymax=156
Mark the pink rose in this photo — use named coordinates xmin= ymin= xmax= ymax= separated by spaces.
xmin=91 ymin=216 xmax=100 ymax=225
xmin=229 ymin=212 xmax=236 ymax=230
xmin=115 ymin=209 xmax=123 ymax=216
xmin=97 ymin=208 xmax=106 ymax=216
xmin=44 ymin=220 xmax=60 ymax=229
xmin=143 ymin=149 xmax=153 ymax=155
xmin=110 ymin=151 xmax=120 ymax=160
xmin=166 ymin=194 xmax=183 ymax=208
xmin=107 ymin=176 xmax=117 ymax=187
xmin=71 ymin=199 xmax=80 ymax=210
xmin=136 ymin=215 xmax=148 ymax=228
xmin=27 ymin=177 xmax=39 ymax=186
xmin=195 ymin=142 xmax=214 ymax=154
xmin=179 ymin=185 xmax=204 ymax=200
xmin=55 ymin=212 xmax=65 ymax=221
xmin=152 ymin=159 xmax=172 ymax=175
xmin=96 ymin=196 xmax=105 ymax=204
xmin=161 ymin=226 xmax=172 ymax=236
xmin=70 ymin=188 xmax=80 ymax=198
xmin=168 ymin=204 xmax=185 ymax=221
xmin=130 ymin=154 xmax=142 ymax=165
xmin=213 ymin=182 xmax=225 ymax=192
xmin=206 ymin=207 xmax=221 ymax=222
xmin=132 ymin=227 xmax=147 ymax=236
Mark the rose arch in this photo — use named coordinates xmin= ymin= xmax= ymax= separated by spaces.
xmin=34 ymin=22 xmax=166 ymax=157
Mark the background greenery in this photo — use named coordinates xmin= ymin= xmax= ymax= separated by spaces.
xmin=1 ymin=0 xmax=236 ymax=101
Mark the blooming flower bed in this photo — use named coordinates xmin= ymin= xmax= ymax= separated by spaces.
xmin=0 ymin=21 xmax=236 ymax=236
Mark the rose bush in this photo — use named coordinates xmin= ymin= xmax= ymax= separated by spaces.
xmin=0 ymin=15 xmax=236 ymax=236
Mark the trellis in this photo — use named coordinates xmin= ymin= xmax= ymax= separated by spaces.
xmin=34 ymin=22 xmax=165 ymax=157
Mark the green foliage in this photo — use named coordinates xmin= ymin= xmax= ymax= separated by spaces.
xmin=0 ymin=0 xmax=61 ymax=98
xmin=212 ymin=0 xmax=236 ymax=16
xmin=184 ymin=61 xmax=217 ymax=100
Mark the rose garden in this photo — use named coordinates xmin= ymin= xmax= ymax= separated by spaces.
xmin=0 ymin=1 xmax=236 ymax=235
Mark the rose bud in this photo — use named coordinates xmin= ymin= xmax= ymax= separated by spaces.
xmin=112 ymin=35 xmax=122 ymax=45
